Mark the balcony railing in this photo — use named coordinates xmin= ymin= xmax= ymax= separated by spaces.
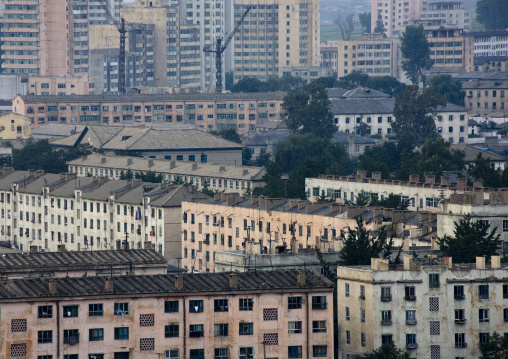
xmin=454 ymin=294 xmax=465 ymax=300
xmin=64 ymin=334 xmax=79 ymax=345
xmin=381 ymin=295 xmax=392 ymax=302
xmin=455 ymin=342 xmax=467 ymax=348
xmin=455 ymin=319 xmax=467 ymax=324
xmin=406 ymin=343 xmax=418 ymax=349
xmin=405 ymin=295 xmax=416 ymax=301
xmin=406 ymin=319 xmax=417 ymax=325
xmin=381 ymin=319 xmax=392 ymax=326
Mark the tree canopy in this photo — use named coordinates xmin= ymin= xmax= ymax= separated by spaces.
xmin=208 ymin=127 xmax=242 ymax=144
xmin=476 ymin=0 xmax=508 ymax=30
xmin=337 ymin=73 xmax=405 ymax=97
xmin=335 ymin=13 xmax=356 ymax=40
xmin=428 ymin=74 xmax=465 ymax=106
xmin=359 ymin=344 xmax=409 ymax=359
xmin=230 ymin=75 xmax=305 ymax=93
xmin=479 ymin=332 xmax=508 ymax=359
xmin=437 ymin=214 xmax=502 ymax=264
xmin=400 ymin=25 xmax=432 ymax=87
xmin=358 ymin=12 xmax=371 ymax=33
xmin=373 ymin=12 xmax=386 ymax=35
xmin=467 ymin=153 xmax=508 ymax=188
xmin=339 ymin=217 xmax=401 ymax=266
xmin=282 ymin=83 xmax=336 ymax=139
xmin=392 ymin=85 xmax=446 ymax=150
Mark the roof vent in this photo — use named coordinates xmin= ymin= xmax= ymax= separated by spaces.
xmin=121 ymin=136 xmax=131 ymax=141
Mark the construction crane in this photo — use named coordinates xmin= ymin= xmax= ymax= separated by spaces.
xmin=97 ymin=0 xmax=139 ymax=94
xmin=203 ymin=5 xmax=251 ymax=93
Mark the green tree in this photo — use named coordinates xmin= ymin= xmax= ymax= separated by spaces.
xmin=365 ymin=76 xmax=406 ymax=97
xmin=282 ymin=83 xmax=336 ymax=139
xmin=400 ymin=25 xmax=432 ymax=87
xmin=337 ymin=72 xmax=369 ymax=89
xmin=242 ymin=148 xmax=252 ymax=166
xmin=357 ymin=142 xmax=402 ymax=179
xmin=225 ymin=71 xmax=234 ymax=91
xmin=312 ymin=76 xmax=338 ymax=88
xmin=335 ymin=13 xmax=356 ymax=40
xmin=358 ymin=12 xmax=371 ymax=33
xmin=230 ymin=78 xmax=267 ymax=92
xmin=359 ymin=344 xmax=409 ymax=359
xmin=428 ymin=74 xmax=465 ymax=106
xmin=371 ymin=194 xmax=409 ymax=210
xmin=479 ymin=332 xmax=508 ymax=359
xmin=208 ymin=127 xmax=242 ymax=144
xmin=373 ymin=12 xmax=386 ymax=35
xmin=476 ymin=0 xmax=508 ymax=30
xmin=339 ymin=217 xmax=401 ymax=266
xmin=468 ymin=153 xmax=503 ymax=188
xmin=134 ymin=170 xmax=163 ymax=183
xmin=437 ymin=214 xmax=502 ymax=264
xmin=254 ymin=152 xmax=271 ymax=167
xmin=200 ymin=180 xmax=215 ymax=197
xmin=392 ymin=85 xmax=446 ymax=150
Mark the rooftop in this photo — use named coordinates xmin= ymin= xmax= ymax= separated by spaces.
xmin=17 ymin=91 xmax=286 ymax=104
xmin=0 ymin=269 xmax=334 ymax=300
xmin=456 ymin=71 xmax=508 ymax=81
xmin=460 ymin=78 xmax=508 ymax=89
xmin=242 ymin=130 xmax=376 ymax=146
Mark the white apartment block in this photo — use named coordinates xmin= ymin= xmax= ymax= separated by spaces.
xmin=371 ymin=0 xmax=426 ymax=38
xmin=472 ymin=30 xmax=508 ymax=57
xmin=0 ymin=169 xmax=208 ymax=259
xmin=417 ymin=1 xmax=471 ymax=29
xmin=337 ymin=255 xmax=508 ymax=359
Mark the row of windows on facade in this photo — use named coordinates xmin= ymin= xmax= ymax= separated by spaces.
xmin=468 ymin=101 xmax=506 ymax=110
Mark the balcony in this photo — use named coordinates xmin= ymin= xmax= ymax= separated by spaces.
xmin=455 ymin=319 xmax=467 ymax=324
xmin=312 ymin=303 xmax=327 ymax=310
xmin=405 ymin=295 xmax=416 ymax=301
xmin=381 ymin=319 xmax=392 ymax=326
xmin=406 ymin=343 xmax=418 ymax=349
xmin=406 ymin=319 xmax=417 ymax=325
xmin=455 ymin=343 xmax=467 ymax=348
xmin=454 ymin=294 xmax=465 ymax=300
xmin=359 ymin=294 xmax=365 ymax=300
xmin=381 ymin=295 xmax=392 ymax=302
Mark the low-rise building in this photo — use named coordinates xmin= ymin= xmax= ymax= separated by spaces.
xmin=0 ymin=247 xmax=168 ymax=278
xmin=0 ymin=112 xmax=31 ymax=139
xmin=320 ymin=42 xmax=338 ymax=78
xmin=11 ymin=92 xmax=285 ymax=134
xmin=67 ymin=153 xmax=266 ymax=194
xmin=0 ymin=269 xmax=334 ymax=359
xmin=28 ymin=76 xmax=90 ymax=96
xmin=52 ymin=125 xmax=244 ymax=166
xmin=461 ymin=77 xmax=508 ymax=116
xmin=337 ymin=255 xmax=507 ymax=359
xmin=471 ymin=30 xmax=508 ymax=57
xmin=0 ymin=169 xmax=208 ymax=260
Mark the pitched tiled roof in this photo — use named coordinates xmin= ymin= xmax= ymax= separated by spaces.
xmin=0 ymin=269 xmax=334 ymax=299
xmin=461 ymin=79 xmax=508 ymax=89
xmin=331 ymin=98 xmax=467 ymax=115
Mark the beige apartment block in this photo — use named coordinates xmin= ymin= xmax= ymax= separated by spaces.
xmin=337 ymin=34 xmax=401 ymax=78
xmin=0 ymin=248 xmax=168 ymax=278
xmin=28 ymin=76 xmax=90 ymax=96
xmin=462 ymin=79 xmax=508 ymax=116
xmin=0 ymin=0 xmax=72 ymax=76
xmin=67 ymin=154 xmax=266 ymax=193
xmin=12 ymin=92 xmax=284 ymax=134
xmin=305 ymin=171 xmax=489 ymax=213
xmin=0 ymin=112 xmax=31 ymax=139
xmin=425 ymin=27 xmax=474 ymax=71
xmin=337 ymin=255 xmax=508 ymax=359
xmin=415 ymin=1 xmax=471 ymax=29
xmin=0 ymin=270 xmax=334 ymax=359
xmin=0 ymin=169 xmax=207 ymax=259
xmin=231 ymin=0 xmax=320 ymax=83
xmin=371 ymin=0 xmax=425 ymax=38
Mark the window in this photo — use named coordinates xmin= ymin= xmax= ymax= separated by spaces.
xmin=429 ymin=297 xmax=439 ymax=311
xmin=165 ymin=300 xmax=179 ymax=313
xmin=38 ymin=330 xmax=53 ymax=343
xmin=89 ymin=328 xmax=104 ymax=341
xmin=239 ymin=298 xmax=253 ymax=311
xmin=455 ymin=333 xmax=466 ymax=348
xmin=288 ymin=346 xmax=302 ymax=358
xmin=64 ymin=355 xmax=78 ymax=359
xmin=345 ymin=307 xmax=350 ymax=321
xmin=360 ymin=285 xmax=365 ymax=298
xmin=288 ymin=321 xmax=302 ymax=334
xmin=479 ymin=285 xmax=489 ymax=299
xmin=406 ymin=334 xmax=417 ymax=349
xmin=361 ymin=333 xmax=366 ymax=347
xmin=312 ymin=296 xmax=326 ymax=309
xmin=215 ymin=348 xmax=228 ymax=359
xmin=239 ymin=322 xmax=253 ymax=335
xmin=455 ymin=309 xmax=466 ymax=323
xmin=190 ymin=349 xmax=205 ymax=359
xmin=312 ymin=320 xmax=326 ymax=333
xmin=288 ymin=296 xmax=302 ymax=309
xmin=381 ymin=287 xmax=391 ymax=301
xmin=504 ymin=285 xmax=508 ymax=299
xmin=63 ymin=305 xmax=78 ymax=317
xmin=190 ymin=324 xmax=204 ymax=337
xmin=429 ymin=273 xmax=440 ymax=288
xmin=361 ymin=309 xmax=365 ymax=322
xmin=382 ymin=335 xmax=393 ymax=345
xmin=114 ymin=302 xmax=129 ymax=315
xmin=430 ymin=321 xmax=440 ymax=335
xmin=214 ymin=299 xmax=228 ymax=312
xmin=38 ymin=305 xmax=53 ymax=318
xmin=165 ymin=350 xmax=179 ymax=359
xmin=345 ymin=283 xmax=350 ymax=297
xmin=114 ymin=327 xmax=129 ymax=340
xmin=479 ymin=309 xmax=490 ymax=322
xmin=89 ymin=303 xmax=103 ymax=316
xmin=189 ymin=300 xmax=203 ymax=313
xmin=346 ymin=330 xmax=351 ymax=344
xmin=165 ymin=324 xmax=179 ymax=338
xmin=214 ymin=323 xmax=228 ymax=336
xmin=382 ymin=310 xmax=392 ymax=325
xmin=454 ymin=285 xmax=465 ymax=300
xmin=239 ymin=347 xmax=253 ymax=359
xmin=405 ymin=286 xmax=416 ymax=300
xmin=480 ymin=333 xmax=490 ymax=343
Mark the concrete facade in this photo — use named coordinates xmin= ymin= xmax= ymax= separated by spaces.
xmin=0 ymin=112 xmax=31 ymax=139
xmin=416 ymin=1 xmax=471 ymax=29
xmin=28 ymin=76 xmax=90 ymax=96
xmin=462 ymin=79 xmax=508 ymax=116
xmin=371 ymin=0 xmax=425 ymax=38
xmin=425 ymin=27 xmax=474 ymax=72
xmin=0 ymin=270 xmax=334 ymax=359
xmin=337 ymin=255 xmax=508 ymax=359
xmin=472 ymin=30 xmax=508 ymax=57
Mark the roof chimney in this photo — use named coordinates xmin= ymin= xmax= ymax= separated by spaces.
xmin=192 ymin=163 xmax=198 ymax=170
xmin=409 ymin=174 xmax=420 ymax=183
xmin=148 ymin=159 xmax=154 ymax=168
xmin=57 ymin=244 xmax=66 ymax=252
xmin=143 ymin=241 xmax=152 ymax=249
xmin=443 ymin=256 xmax=453 ymax=269
xmin=457 ymin=178 xmax=467 ymax=191
xmin=219 ymin=166 xmax=226 ymax=173
xmin=357 ymin=170 xmax=366 ymax=178
xmin=101 ymin=157 xmax=107 ymax=164
xmin=476 ymin=256 xmax=485 ymax=270
xmin=30 ymin=245 xmax=38 ymax=253
xmin=121 ymin=241 xmax=129 ymax=250
xmin=296 ymin=270 xmax=306 ymax=286
xmin=372 ymin=172 xmax=382 ymax=180
xmin=49 ymin=279 xmax=57 ymax=295
xmin=175 ymin=275 xmax=183 ymax=290
xmin=229 ymin=273 xmax=238 ymax=289
xmin=170 ymin=161 xmax=176 ymax=169
xmin=441 ymin=176 xmax=451 ymax=186
xmin=491 ymin=255 xmax=501 ymax=269
xmin=127 ymin=158 xmax=133 ymax=166
xmin=403 ymin=253 xmax=413 ymax=271
xmin=243 ymin=169 xmax=249 ymax=176
xmin=105 ymin=277 xmax=114 ymax=292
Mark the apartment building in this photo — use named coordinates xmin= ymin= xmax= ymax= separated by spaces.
xmin=331 ymin=96 xmax=469 ymax=144
xmin=337 ymin=34 xmax=401 ymax=78
xmin=12 ymin=92 xmax=284 ymax=133
xmin=28 ymin=76 xmax=90 ymax=96
xmin=230 ymin=0 xmax=320 ymax=83
xmin=462 ymin=78 xmax=508 ymax=116
xmin=67 ymin=154 xmax=266 ymax=193
xmin=0 ymin=169 xmax=208 ymax=259
xmin=338 ymin=255 xmax=507 ymax=359
xmin=320 ymin=43 xmax=338 ymax=77
xmin=305 ymin=171 xmax=485 ymax=212
xmin=415 ymin=1 xmax=471 ymax=29
xmin=0 ymin=270 xmax=334 ymax=359
xmin=425 ymin=27 xmax=474 ymax=71
xmin=472 ymin=30 xmax=508 ymax=57
xmin=0 ymin=247 xmax=167 ymax=278
xmin=0 ymin=112 xmax=31 ymax=139
xmin=371 ymin=0 xmax=426 ymax=38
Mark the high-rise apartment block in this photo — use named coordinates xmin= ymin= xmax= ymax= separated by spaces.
xmin=414 ymin=1 xmax=471 ymax=29
xmin=425 ymin=27 xmax=474 ymax=71
xmin=371 ymin=0 xmax=426 ymax=38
